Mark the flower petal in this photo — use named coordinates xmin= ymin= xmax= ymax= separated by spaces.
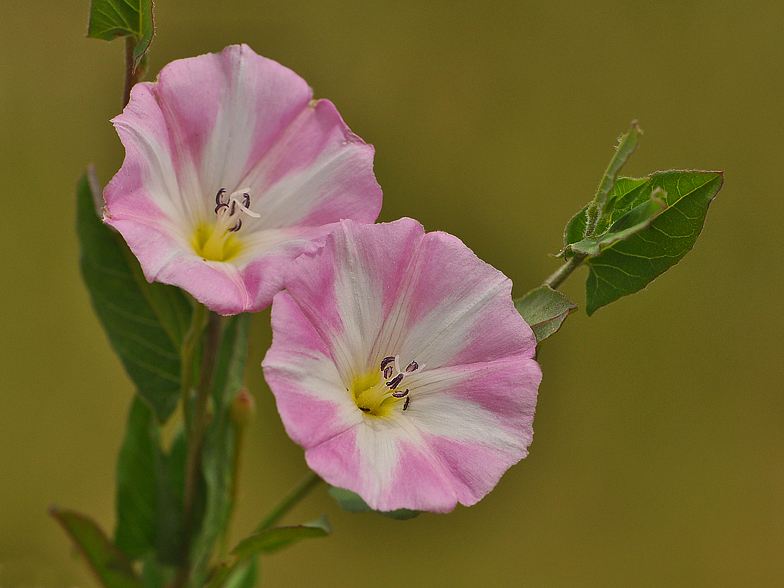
xmin=383 ymin=230 xmax=538 ymax=368
xmin=263 ymin=290 xmax=362 ymax=447
xmin=278 ymin=217 xmax=425 ymax=377
xmin=240 ymin=99 xmax=382 ymax=229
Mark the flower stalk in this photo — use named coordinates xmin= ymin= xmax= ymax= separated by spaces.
xmin=179 ymin=310 xmax=223 ymax=582
xmin=254 ymin=471 xmax=323 ymax=533
xmin=541 ymin=252 xmax=587 ymax=290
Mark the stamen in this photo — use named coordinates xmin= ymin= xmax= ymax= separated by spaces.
xmin=215 ymin=188 xmax=226 ymax=205
xmin=383 ymin=366 xmax=394 ymax=379
xmin=405 ymin=361 xmax=419 ymax=373
xmin=391 ymin=389 xmax=409 ymax=398
xmin=386 ymin=373 xmax=404 ymax=389
xmin=381 ymin=357 xmax=396 ymax=370
xmin=403 ymin=397 xmax=410 ymax=411
xmin=228 ymin=218 xmax=242 ymax=232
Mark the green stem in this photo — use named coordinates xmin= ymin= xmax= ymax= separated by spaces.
xmin=254 ymin=471 xmax=323 ymax=533
xmin=542 ymin=252 xmax=587 ymax=291
xmin=123 ymin=36 xmax=136 ymax=108
xmin=178 ymin=311 xmax=223 ymax=584
xmin=122 ymin=36 xmax=149 ymax=107
xmin=180 ymin=302 xmax=208 ymax=436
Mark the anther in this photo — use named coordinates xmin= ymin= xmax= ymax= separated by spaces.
xmin=392 ymin=389 xmax=409 ymax=398
xmin=403 ymin=397 xmax=410 ymax=411
xmin=228 ymin=218 xmax=242 ymax=232
xmin=386 ymin=373 xmax=404 ymax=389
xmin=229 ymin=201 xmax=236 ymax=216
xmin=383 ymin=366 xmax=394 ymax=379
xmin=243 ymin=193 xmax=250 ymax=208
xmin=359 ymin=406 xmax=370 ymax=413
xmin=214 ymin=202 xmax=229 ymax=213
xmin=215 ymin=188 xmax=227 ymax=205
xmin=405 ymin=361 xmax=419 ymax=373
xmin=381 ymin=357 xmax=396 ymax=370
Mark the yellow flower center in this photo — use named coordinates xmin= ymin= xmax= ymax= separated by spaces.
xmin=191 ymin=222 xmax=243 ymax=262
xmin=191 ymin=187 xmax=260 ymax=262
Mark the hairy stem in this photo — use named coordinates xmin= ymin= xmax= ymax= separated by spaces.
xmin=542 ymin=252 xmax=587 ymax=291
xmin=254 ymin=471 xmax=323 ymax=533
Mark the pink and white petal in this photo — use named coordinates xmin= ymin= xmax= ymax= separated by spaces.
xmin=235 ymin=225 xmax=335 ymax=313
xmin=108 ymin=216 xmax=264 ymax=314
xmin=105 ymin=83 xmax=198 ymax=234
xmin=402 ymin=359 xmax=540 ymax=504
xmin=305 ymin=418 xmax=460 ymax=513
xmin=239 ymin=99 xmax=381 ymax=228
xmin=379 ymin=436 xmax=461 ymax=512
xmin=281 ymin=218 xmax=425 ymax=378
xmin=263 ymin=292 xmax=363 ymax=447
xmin=409 ymin=358 xmax=540 ymax=438
xmin=151 ymin=45 xmax=313 ymax=198
xmin=381 ymin=230 xmax=536 ymax=369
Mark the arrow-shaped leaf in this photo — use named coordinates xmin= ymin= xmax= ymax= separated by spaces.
xmin=585 ymin=170 xmax=724 ymax=315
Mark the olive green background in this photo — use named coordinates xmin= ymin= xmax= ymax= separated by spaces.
xmin=1 ymin=1 xmax=782 ymax=586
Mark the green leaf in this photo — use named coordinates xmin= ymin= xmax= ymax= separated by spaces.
xmin=114 ymin=397 xmax=187 ymax=565
xmin=77 ymin=168 xmax=191 ymax=422
xmin=219 ymin=558 xmax=258 ymax=588
xmin=232 ymin=517 xmax=331 ymax=558
xmin=87 ymin=0 xmax=155 ymax=69
xmin=514 ymin=286 xmax=577 ymax=344
xmin=207 ymin=520 xmax=329 ymax=588
xmin=190 ymin=314 xmax=252 ymax=585
xmin=50 ymin=507 xmax=143 ymax=588
xmin=584 ymin=170 xmax=724 ymax=315
xmin=328 ymin=486 xmax=420 ymax=520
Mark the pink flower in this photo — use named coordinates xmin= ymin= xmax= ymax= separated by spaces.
xmin=262 ymin=218 xmax=541 ymax=513
xmin=103 ymin=45 xmax=382 ymax=315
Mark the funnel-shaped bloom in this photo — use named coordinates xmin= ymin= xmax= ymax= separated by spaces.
xmin=103 ymin=45 xmax=382 ymax=314
xmin=262 ymin=218 xmax=541 ymax=513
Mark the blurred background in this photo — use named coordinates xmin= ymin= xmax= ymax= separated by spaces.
xmin=1 ymin=0 xmax=782 ymax=586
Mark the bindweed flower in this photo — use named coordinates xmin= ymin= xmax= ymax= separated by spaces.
xmin=262 ymin=218 xmax=541 ymax=513
xmin=103 ymin=45 xmax=382 ymax=315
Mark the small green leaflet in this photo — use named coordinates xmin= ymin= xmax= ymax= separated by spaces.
xmin=514 ymin=286 xmax=577 ymax=344
xmin=328 ymin=486 xmax=420 ymax=520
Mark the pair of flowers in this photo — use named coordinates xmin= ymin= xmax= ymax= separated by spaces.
xmin=104 ymin=45 xmax=541 ymax=513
